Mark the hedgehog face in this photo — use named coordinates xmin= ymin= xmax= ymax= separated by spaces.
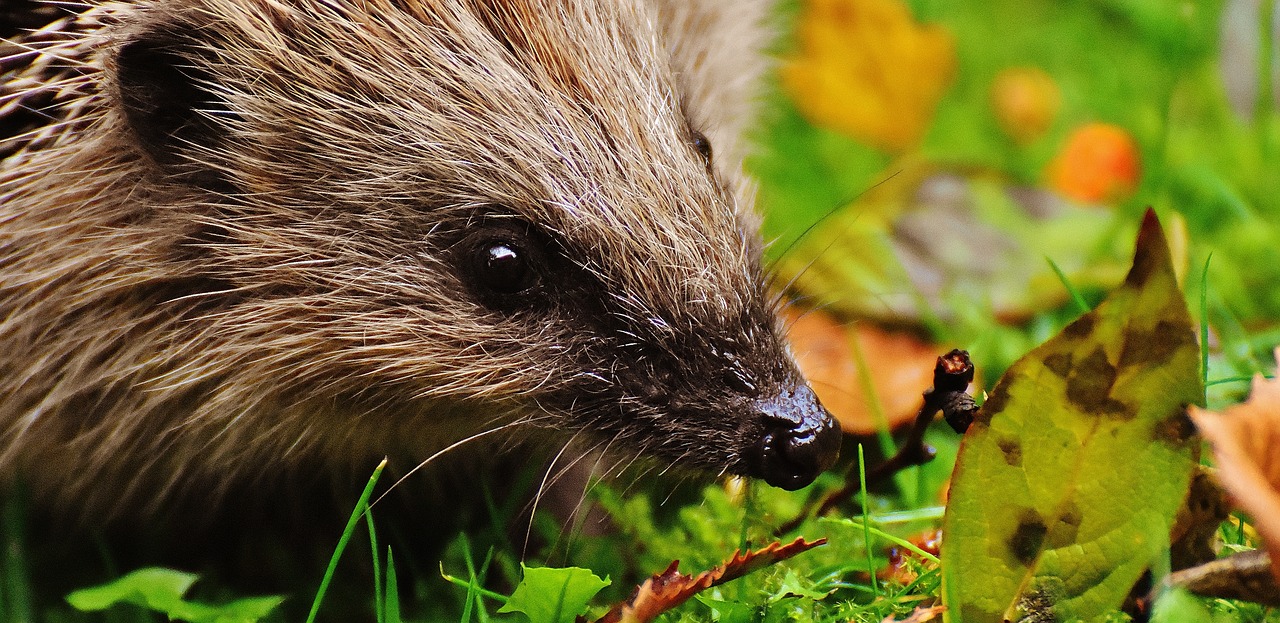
xmin=106 ymin=0 xmax=840 ymax=489
xmin=446 ymin=211 xmax=841 ymax=489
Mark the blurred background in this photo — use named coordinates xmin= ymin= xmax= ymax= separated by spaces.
xmin=755 ymin=0 xmax=1280 ymax=437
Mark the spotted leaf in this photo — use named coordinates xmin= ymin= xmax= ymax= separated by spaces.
xmin=941 ymin=210 xmax=1201 ymax=622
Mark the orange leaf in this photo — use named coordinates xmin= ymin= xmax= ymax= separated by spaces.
xmin=1190 ymin=347 xmax=1280 ymax=585
xmin=786 ymin=307 xmax=946 ymax=435
xmin=879 ymin=528 xmax=942 ymax=585
xmin=592 ymin=538 xmax=826 ymax=623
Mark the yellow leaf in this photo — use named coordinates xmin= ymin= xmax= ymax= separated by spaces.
xmin=990 ymin=67 xmax=1061 ymax=145
xmin=782 ymin=0 xmax=956 ymax=153
xmin=941 ymin=210 xmax=1201 ymax=622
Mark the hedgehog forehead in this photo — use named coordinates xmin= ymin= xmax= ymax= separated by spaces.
xmin=161 ymin=0 xmax=763 ymax=317
xmin=446 ymin=0 xmax=760 ymax=319
xmin=194 ymin=0 xmax=727 ymax=202
xmin=200 ymin=0 xmax=683 ymax=124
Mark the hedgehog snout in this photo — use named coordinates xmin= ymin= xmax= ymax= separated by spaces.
xmin=745 ymin=384 xmax=842 ymax=490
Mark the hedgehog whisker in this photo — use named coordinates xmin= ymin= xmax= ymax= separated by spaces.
xmin=370 ymin=415 xmax=540 ymax=511
xmin=521 ymin=428 xmax=584 ymax=554
xmin=521 ymin=430 xmax=607 ymax=559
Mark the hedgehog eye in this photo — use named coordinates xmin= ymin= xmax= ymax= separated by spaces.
xmin=474 ymin=240 xmax=536 ymax=295
xmin=691 ymin=131 xmax=713 ymax=166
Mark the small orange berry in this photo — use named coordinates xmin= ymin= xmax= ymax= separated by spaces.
xmin=1046 ymin=122 xmax=1141 ymax=204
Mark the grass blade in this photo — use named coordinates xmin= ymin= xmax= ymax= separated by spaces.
xmin=1200 ymin=252 xmax=1212 ymax=399
xmin=1046 ymin=256 xmax=1090 ymax=314
xmin=385 ymin=548 xmax=401 ymax=623
xmin=305 ymin=458 xmax=387 ymax=623
xmin=366 ymin=501 xmax=382 ymax=623
xmin=858 ymin=444 xmax=878 ymax=597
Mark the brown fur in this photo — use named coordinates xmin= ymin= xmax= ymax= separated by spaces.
xmin=0 ymin=0 xmax=833 ymax=524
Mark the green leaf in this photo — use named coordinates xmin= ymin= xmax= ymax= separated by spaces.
xmin=694 ymin=594 xmax=755 ymax=623
xmin=1150 ymin=588 xmax=1212 ymax=623
xmin=768 ymin=569 xmax=833 ymax=602
xmin=66 ymin=568 xmax=197 ymax=613
xmin=65 ymin=567 xmax=283 ymax=623
xmin=941 ymin=211 xmax=1202 ymax=622
xmin=167 ymin=596 xmax=287 ymax=623
xmin=497 ymin=565 xmax=609 ymax=623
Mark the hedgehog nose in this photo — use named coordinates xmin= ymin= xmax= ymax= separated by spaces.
xmin=747 ymin=384 xmax=842 ymax=490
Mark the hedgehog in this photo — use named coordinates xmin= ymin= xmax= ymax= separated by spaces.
xmin=0 ymin=0 xmax=841 ymax=531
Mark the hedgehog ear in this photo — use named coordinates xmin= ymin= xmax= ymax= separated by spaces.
xmin=115 ymin=31 xmax=229 ymax=183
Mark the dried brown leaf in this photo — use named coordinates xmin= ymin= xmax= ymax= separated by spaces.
xmin=592 ymin=537 xmax=826 ymax=623
xmin=786 ymin=307 xmax=941 ymax=434
xmin=1189 ymin=347 xmax=1280 ymax=585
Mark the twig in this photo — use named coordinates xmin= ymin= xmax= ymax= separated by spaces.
xmin=776 ymin=350 xmax=977 ymax=535
xmin=1154 ymin=548 xmax=1280 ymax=607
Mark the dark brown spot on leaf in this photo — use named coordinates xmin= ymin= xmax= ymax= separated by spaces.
xmin=1057 ymin=505 xmax=1082 ymax=527
xmin=1062 ymin=313 xmax=1095 ymax=339
xmin=976 ymin=381 xmax=1012 ymax=424
xmin=997 ymin=437 xmax=1022 ymax=466
xmin=1047 ymin=502 xmax=1082 ymax=549
xmin=1065 ymin=347 xmax=1129 ymax=416
xmin=1009 ymin=509 xmax=1048 ymax=565
xmin=1153 ymin=408 xmax=1197 ymax=447
xmin=1119 ymin=320 xmax=1192 ymax=368
xmin=1124 ymin=210 xmax=1167 ymax=290
xmin=1125 ymin=251 xmax=1156 ymax=289
xmin=1102 ymin=398 xmax=1134 ymax=417
xmin=1044 ymin=352 xmax=1072 ymax=378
